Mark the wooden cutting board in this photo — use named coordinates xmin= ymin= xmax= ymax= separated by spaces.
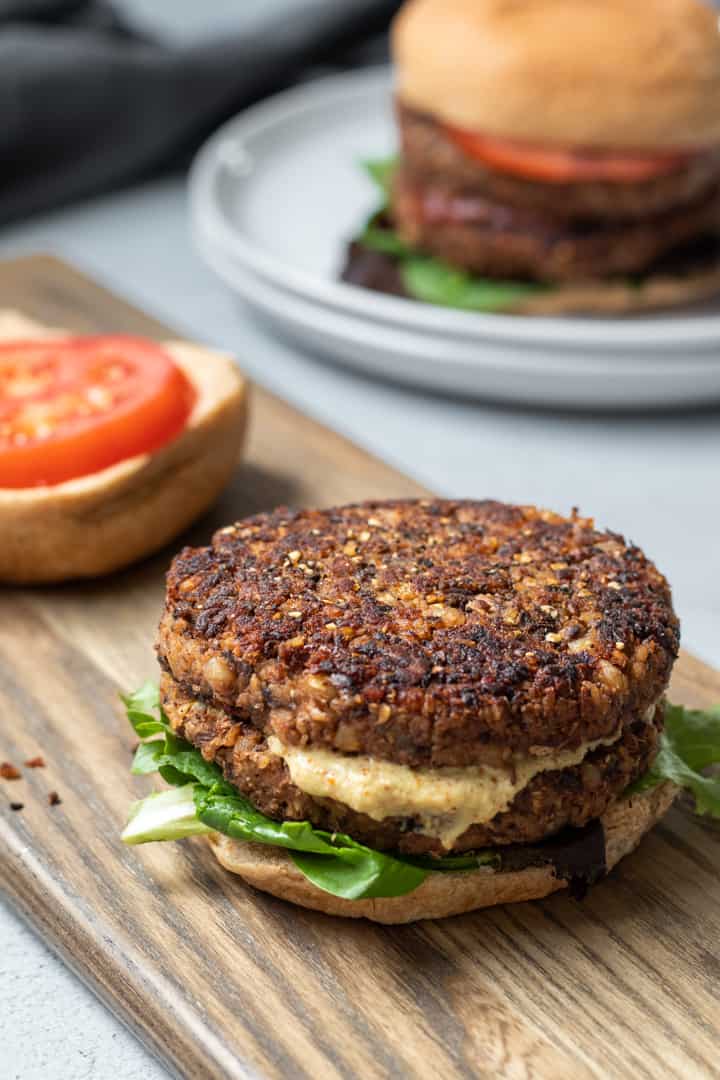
xmin=1 ymin=255 xmax=718 ymax=1080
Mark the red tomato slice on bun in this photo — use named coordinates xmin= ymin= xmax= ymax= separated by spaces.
xmin=0 ymin=336 xmax=196 ymax=488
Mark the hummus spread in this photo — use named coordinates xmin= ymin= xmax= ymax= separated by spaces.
xmin=267 ymin=729 xmax=624 ymax=849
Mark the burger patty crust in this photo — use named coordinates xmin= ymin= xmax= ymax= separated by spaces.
xmin=398 ymin=105 xmax=720 ymax=222
xmin=161 ymin=673 xmax=662 ymax=853
xmin=392 ymin=170 xmax=720 ymax=282
xmin=158 ymin=499 xmax=678 ymax=767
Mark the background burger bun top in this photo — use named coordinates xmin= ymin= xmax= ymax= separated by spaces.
xmin=393 ymin=0 xmax=720 ymax=150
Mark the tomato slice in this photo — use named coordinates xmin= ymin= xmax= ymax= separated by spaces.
xmin=444 ymin=126 xmax=695 ymax=183
xmin=0 ymin=336 xmax=196 ymax=488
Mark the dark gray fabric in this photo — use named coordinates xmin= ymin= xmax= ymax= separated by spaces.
xmin=0 ymin=0 xmax=400 ymax=223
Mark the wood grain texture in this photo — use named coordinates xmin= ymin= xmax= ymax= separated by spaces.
xmin=0 ymin=256 xmax=719 ymax=1080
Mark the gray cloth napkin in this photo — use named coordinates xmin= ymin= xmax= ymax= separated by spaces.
xmin=0 ymin=0 xmax=401 ymax=223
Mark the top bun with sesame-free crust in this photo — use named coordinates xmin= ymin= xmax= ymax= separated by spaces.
xmin=393 ymin=0 xmax=720 ymax=150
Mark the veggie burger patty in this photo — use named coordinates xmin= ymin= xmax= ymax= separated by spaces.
xmin=398 ymin=105 xmax=720 ymax=223
xmin=161 ymin=673 xmax=661 ymax=854
xmin=158 ymin=499 xmax=678 ymax=855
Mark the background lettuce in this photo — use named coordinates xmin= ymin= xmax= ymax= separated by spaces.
xmin=357 ymin=157 xmax=548 ymax=313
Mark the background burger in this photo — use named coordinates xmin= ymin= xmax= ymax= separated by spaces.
xmin=343 ymin=0 xmax=720 ymax=314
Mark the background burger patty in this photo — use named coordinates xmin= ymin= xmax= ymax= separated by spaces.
xmin=398 ymin=105 xmax=720 ymax=222
xmin=161 ymin=674 xmax=661 ymax=854
xmin=158 ymin=499 xmax=677 ymax=767
xmin=392 ymin=171 xmax=720 ymax=281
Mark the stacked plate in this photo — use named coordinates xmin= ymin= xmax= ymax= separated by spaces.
xmin=190 ymin=67 xmax=720 ymax=409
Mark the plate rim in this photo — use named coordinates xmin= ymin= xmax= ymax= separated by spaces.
xmin=198 ymin=230 xmax=720 ymax=376
xmin=189 ymin=65 xmax=720 ymax=353
xmin=196 ymin=236 xmax=720 ymax=406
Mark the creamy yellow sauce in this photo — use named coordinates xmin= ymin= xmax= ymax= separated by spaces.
xmin=268 ymin=728 xmax=624 ymax=850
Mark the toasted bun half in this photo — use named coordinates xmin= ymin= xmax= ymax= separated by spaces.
xmin=393 ymin=0 xmax=720 ymax=149
xmin=0 ymin=313 xmax=248 ymax=584
xmin=207 ymin=783 xmax=677 ymax=924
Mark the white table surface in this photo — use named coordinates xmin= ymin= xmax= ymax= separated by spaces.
xmin=2 ymin=23 xmax=720 ymax=1080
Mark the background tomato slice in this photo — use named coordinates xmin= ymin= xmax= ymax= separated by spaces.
xmin=0 ymin=336 xmax=196 ymax=488
xmin=445 ymin=126 xmax=694 ymax=183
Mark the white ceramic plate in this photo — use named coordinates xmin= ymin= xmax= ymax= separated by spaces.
xmin=190 ymin=67 xmax=720 ymax=407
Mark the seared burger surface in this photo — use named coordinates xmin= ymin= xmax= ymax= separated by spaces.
xmin=158 ymin=499 xmax=678 ymax=855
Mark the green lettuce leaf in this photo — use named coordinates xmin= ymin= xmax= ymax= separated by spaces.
xmin=402 ymin=256 xmax=547 ymax=313
xmin=362 ymin=157 xmax=396 ymax=203
xmin=123 ymin=785 xmax=214 ymax=843
xmin=629 ymin=703 xmax=720 ymax=816
xmin=290 ymin=847 xmax=424 ymax=900
xmin=358 ymin=214 xmax=414 ymax=258
xmin=131 ymin=741 xmax=167 ymax=775
xmin=195 ymin=787 xmax=426 ymax=899
xmin=120 ymin=687 xmax=450 ymax=899
xmin=357 ymin=156 xmax=547 ymax=312
xmin=122 ymin=682 xmax=167 ymax=739
xmin=122 ymin=686 xmax=720 ymax=902
xmin=123 ymin=681 xmax=161 ymax=718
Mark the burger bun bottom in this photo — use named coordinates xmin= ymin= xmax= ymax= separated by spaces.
xmin=207 ymin=783 xmax=677 ymax=924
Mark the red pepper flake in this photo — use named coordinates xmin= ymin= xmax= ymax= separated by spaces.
xmin=10 ymin=802 xmax=24 ymax=811
xmin=1 ymin=762 xmax=21 ymax=780
xmin=48 ymin=791 xmax=62 ymax=806
xmin=24 ymin=756 xmax=46 ymax=768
